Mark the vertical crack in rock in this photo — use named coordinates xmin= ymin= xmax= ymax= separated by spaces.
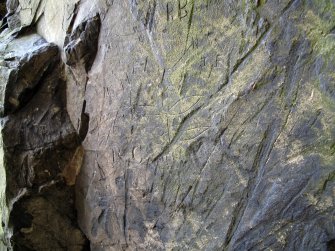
xmin=123 ymin=166 xmax=129 ymax=248
xmin=79 ymin=100 xmax=89 ymax=142
xmin=64 ymin=13 xmax=101 ymax=144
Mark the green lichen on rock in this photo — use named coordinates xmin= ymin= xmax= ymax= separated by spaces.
xmin=72 ymin=1 xmax=335 ymax=250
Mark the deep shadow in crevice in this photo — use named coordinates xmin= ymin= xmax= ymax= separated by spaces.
xmin=328 ymin=239 xmax=335 ymax=251
xmin=79 ymin=100 xmax=90 ymax=142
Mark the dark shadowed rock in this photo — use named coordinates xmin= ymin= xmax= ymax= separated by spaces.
xmin=0 ymin=30 xmax=88 ymax=250
xmin=0 ymin=33 xmax=58 ymax=116
xmin=64 ymin=14 xmax=101 ymax=72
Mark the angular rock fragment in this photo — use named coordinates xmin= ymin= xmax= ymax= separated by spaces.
xmin=6 ymin=0 xmax=18 ymax=14
xmin=64 ymin=14 xmax=101 ymax=72
xmin=0 ymin=33 xmax=58 ymax=116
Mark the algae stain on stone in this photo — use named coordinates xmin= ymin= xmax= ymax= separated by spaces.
xmin=298 ymin=0 xmax=335 ymax=64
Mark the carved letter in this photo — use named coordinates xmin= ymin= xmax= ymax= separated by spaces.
xmin=178 ymin=0 xmax=188 ymax=20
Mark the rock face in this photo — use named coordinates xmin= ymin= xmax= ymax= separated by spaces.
xmin=0 ymin=15 xmax=88 ymax=251
xmin=1 ymin=0 xmax=335 ymax=250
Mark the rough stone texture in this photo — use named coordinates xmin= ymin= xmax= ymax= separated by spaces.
xmin=0 ymin=33 xmax=58 ymax=116
xmin=0 ymin=19 xmax=88 ymax=251
xmin=64 ymin=14 xmax=101 ymax=72
xmin=1 ymin=0 xmax=335 ymax=250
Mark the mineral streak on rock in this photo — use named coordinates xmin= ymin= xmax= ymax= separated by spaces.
xmin=1 ymin=0 xmax=335 ymax=250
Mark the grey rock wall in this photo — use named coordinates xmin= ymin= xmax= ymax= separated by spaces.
xmin=0 ymin=0 xmax=335 ymax=250
xmin=0 ymin=9 xmax=89 ymax=250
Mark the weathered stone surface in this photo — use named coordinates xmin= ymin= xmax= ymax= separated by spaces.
xmin=0 ymin=33 xmax=58 ymax=116
xmin=64 ymin=13 xmax=101 ymax=145
xmin=1 ymin=0 xmax=79 ymax=47
xmin=0 ymin=30 xmax=88 ymax=250
xmin=0 ymin=120 xmax=7 ymax=249
xmin=36 ymin=0 xmax=80 ymax=47
xmin=6 ymin=0 xmax=18 ymax=14
xmin=1 ymin=0 xmax=335 ymax=250
xmin=75 ymin=0 xmax=335 ymax=250
xmin=64 ymin=14 xmax=101 ymax=72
